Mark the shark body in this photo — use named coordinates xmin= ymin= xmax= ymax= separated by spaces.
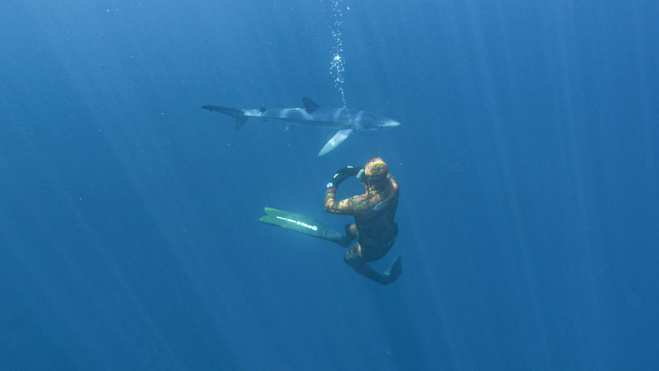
xmin=202 ymin=97 xmax=400 ymax=156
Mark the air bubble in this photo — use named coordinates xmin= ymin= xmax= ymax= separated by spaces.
xmin=327 ymin=0 xmax=349 ymax=112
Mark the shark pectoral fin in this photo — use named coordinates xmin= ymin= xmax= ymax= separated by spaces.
xmin=318 ymin=128 xmax=353 ymax=156
xmin=235 ymin=116 xmax=248 ymax=131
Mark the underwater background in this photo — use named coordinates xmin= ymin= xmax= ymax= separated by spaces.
xmin=1 ymin=0 xmax=658 ymax=369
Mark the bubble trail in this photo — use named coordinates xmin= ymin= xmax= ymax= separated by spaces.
xmin=327 ymin=0 xmax=349 ymax=111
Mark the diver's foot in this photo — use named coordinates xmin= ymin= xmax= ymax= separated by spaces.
xmin=380 ymin=256 xmax=402 ymax=285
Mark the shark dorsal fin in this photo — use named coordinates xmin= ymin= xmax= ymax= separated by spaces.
xmin=302 ymin=97 xmax=320 ymax=113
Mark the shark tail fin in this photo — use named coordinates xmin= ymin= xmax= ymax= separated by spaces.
xmin=201 ymin=105 xmax=249 ymax=131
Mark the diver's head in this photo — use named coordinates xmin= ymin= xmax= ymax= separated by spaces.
xmin=361 ymin=157 xmax=388 ymax=190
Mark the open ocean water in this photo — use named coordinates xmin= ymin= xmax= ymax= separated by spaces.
xmin=1 ymin=0 xmax=658 ymax=369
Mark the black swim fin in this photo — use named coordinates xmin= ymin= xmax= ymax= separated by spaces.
xmin=259 ymin=207 xmax=347 ymax=246
xmin=381 ymin=256 xmax=402 ymax=285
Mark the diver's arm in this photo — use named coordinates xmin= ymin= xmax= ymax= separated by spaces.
xmin=324 ymin=187 xmax=356 ymax=215
xmin=324 ymin=166 xmax=361 ymax=215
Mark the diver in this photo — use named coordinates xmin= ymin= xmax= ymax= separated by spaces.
xmin=324 ymin=157 xmax=402 ymax=285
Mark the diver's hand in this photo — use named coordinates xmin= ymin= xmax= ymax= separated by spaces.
xmin=327 ymin=166 xmax=362 ymax=188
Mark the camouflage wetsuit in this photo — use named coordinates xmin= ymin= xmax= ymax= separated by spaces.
xmin=324 ymin=170 xmax=399 ymax=283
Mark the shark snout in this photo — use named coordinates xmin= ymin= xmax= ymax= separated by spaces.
xmin=383 ymin=120 xmax=401 ymax=127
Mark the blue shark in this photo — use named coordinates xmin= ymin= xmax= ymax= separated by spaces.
xmin=201 ymin=97 xmax=400 ymax=156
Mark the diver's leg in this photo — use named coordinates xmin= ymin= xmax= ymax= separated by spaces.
xmin=341 ymin=223 xmax=358 ymax=246
xmin=320 ymin=223 xmax=357 ymax=247
xmin=344 ymin=243 xmax=400 ymax=285
xmin=345 ymin=224 xmax=358 ymax=239
xmin=322 ymin=228 xmax=351 ymax=247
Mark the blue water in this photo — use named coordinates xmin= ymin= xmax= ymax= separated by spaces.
xmin=1 ymin=0 xmax=658 ymax=369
